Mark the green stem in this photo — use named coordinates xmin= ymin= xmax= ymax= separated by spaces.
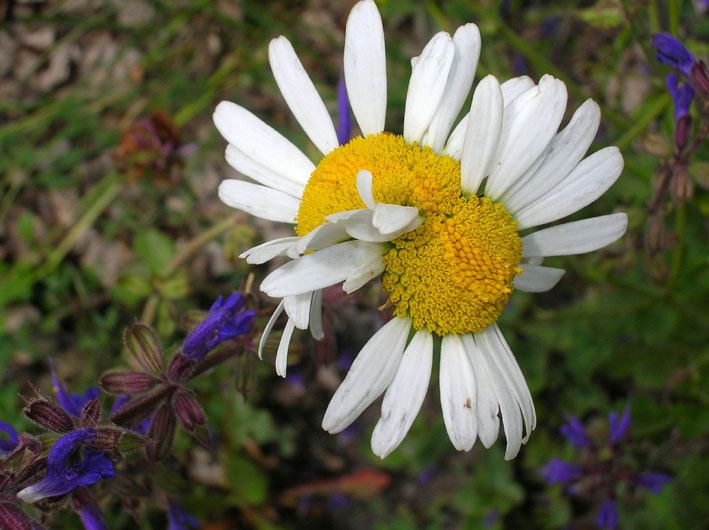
xmin=648 ymin=0 xmax=660 ymax=34
xmin=668 ymin=0 xmax=679 ymax=36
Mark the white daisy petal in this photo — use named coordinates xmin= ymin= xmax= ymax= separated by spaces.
xmin=269 ymin=36 xmax=339 ymax=155
xmin=372 ymin=203 xmax=422 ymax=234
xmin=460 ymin=75 xmax=504 ymax=195
xmin=309 ymin=289 xmax=324 ymax=340
xmin=275 ymin=318 xmax=296 ymax=377
xmin=403 ymin=32 xmax=456 ymax=144
xmin=473 ymin=332 xmax=523 ymax=460
xmin=344 ymin=0 xmax=387 ymax=136
xmin=485 ymin=75 xmax=568 ymax=200
xmin=283 ymin=292 xmax=313 ymax=330
xmin=515 ymin=146 xmax=624 ymax=230
xmin=218 ymin=180 xmax=300 ymax=223
xmin=439 ymin=334 xmax=478 ymax=452
xmin=443 ymin=113 xmax=469 ymax=160
xmin=514 ymin=264 xmax=565 ymax=292
xmin=503 ymin=99 xmax=601 ymax=213
xmin=213 ymin=102 xmax=315 ymax=185
xmin=500 ymin=75 xmax=535 ymax=106
xmin=258 ymin=300 xmax=285 ymax=360
xmin=240 ymin=236 xmax=300 ymax=264
xmin=322 ymin=316 xmax=412 ymax=433
xmin=341 ymin=254 xmax=386 ymax=293
xmin=522 ymin=213 xmax=628 ymax=258
xmin=371 ymin=329 xmax=433 ymax=458
xmin=423 ymin=24 xmax=481 ymax=153
xmin=261 ymin=240 xmax=385 ymax=297
xmin=225 ymin=145 xmax=305 ymax=199
xmin=356 ymin=169 xmax=376 ymax=209
xmin=295 ymin=222 xmax=350 ymax=256
xmin=461 ymin=334 xmax=500 ymax=449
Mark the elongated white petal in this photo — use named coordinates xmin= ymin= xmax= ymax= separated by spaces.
xmin=372 ymin=203 xmax=421 ymax=234
xmin=342 ymin=254 xmax=386 ymax=293
xmin=403 ymin=32 xmax=455 ymax=144
xmin=485 ymin=75 xmax=568 ymax=200
xmin=356 ymin=169 xmax=376 ymax=209
xmin=461 ymin=334 xmax=500 ymax=449
xmin=440 ymin=334 xmax=478 ymax=451
xmin=295 ymin=221 xmax=350 ymax=256
xmin=322 ymin=317 xmax=411 ymax=433
xmin=261 ymin=240 xmax=385 ymax=297
xmin=503 ymin=99 xmax=601 ymax=213
xmin=219 ymin=180 xmax=300 ymax=223
xmin=474 ymin=332 xmax=523 ymax=460
xmin=284 ymin=292 xmax=313 ymax=330
xmin=423 ymin=24 xmax=481 ymax=153
xmin=269 ymin=36 xmax=339 ymax=155
xmin=344 ymin=0 xmax=387 ymax=136
xmin=225 ymin=145 xmax=305 ymax=199
xmin=258 ymin=300 xmax=285 ymax=359
xmin=501 ymin=76 xmax=535 ymax=106
xmin=213 ymin=102 xmax=315 ymax=185
xmin=371 ymin=330 xmax=433 ymax=458
xmin=275 ymin=319 xmax=296 ymax=377
xmin=443 ymin=113 xmax=469 ymax=160
xmin=240 ymin=236 xmax=300 ymax=264
xmin=514 ymin=264 xmax=565 ymax=292
xmin=460 ymin=75 xmax=503 ymax=195
xmin=522 ymin=213 xmax=628 ymax=258
xmin=515 ymin=147 xmax=624 ymax=230
xmin=309 ymin=289 xmax=324 ymax=340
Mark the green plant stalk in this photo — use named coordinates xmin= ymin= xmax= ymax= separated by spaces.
xmin=669 ymin=0 xmax=679 ymax=36
xmin=648 ymin=0 xmax=660 ymax=34
xmin=614 ymin=93 xmax=671 ymax=152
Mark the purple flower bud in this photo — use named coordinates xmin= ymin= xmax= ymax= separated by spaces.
xmin=540 ymin=459 xmax=582 ymax=484
xmin=79 ymin=399 xmax=102 ymax=429
xmin=50 ymin=359 xmax=100 ymax=418
xmin=110 ymin=386 xmax=171 ymax=429
xmin=17 ymin=430 xmax=114 ymax=503
xmin=123 ymin=323 xmax=165 ymax=375
xmin=145 ymin=403 xmax=176 ymax=462
xmin=23 ymin=399 xmax=74 ymax=434
xmin=560 ymin=416 xmax=592 ymax=448
xmin=0 ymin=421 xmax=19 ymax=454
xmin=167 ymin=501 xmax=200 ymax=530
xmin=597 ymin=498 xmax=618 ymax=529
xmin=182 ymin=293 xmax=255 ymax=362
xmin=689 ymin=60 xmax=709 ymax=98
xmin=637 ymin=473 xmax=673 ymax=495
xmin=336 ymin=76 xmax=352 ymax=146
xmin=111 ymin=396 xmax=150 ymax=435
xmin=652 ymin=33 xmax=695 ymax=77
xmin=99 ymin=371 xmax=160 ymax=395
xmin=0 ymin=501 xmax=40 ymax=530
xmin=608 ymin=406 xmax=631 ymax=445
xmin=172 ymin=391 xmax=206 ymax=431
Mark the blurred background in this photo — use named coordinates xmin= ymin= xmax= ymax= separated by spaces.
xmin=0 ymin=0 xmax=707 ymax=528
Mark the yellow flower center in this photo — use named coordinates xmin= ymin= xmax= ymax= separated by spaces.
xmin=296 ymin=133 xmax=522 ymax=336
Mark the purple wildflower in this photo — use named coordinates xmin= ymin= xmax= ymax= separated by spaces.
xmin=336 ymin=75 xmax=352 ymax=146
xmin=597 ymin=498 xmax=618 ymax=529
xmin=666 ymin=74 xmax=695 ymax=120
xmin=0 ymin=421 xmax=19 ymax=454
xmin=182 ymin=293 xmax=255 ymax=361
xmin=651 ymin=33 xmax=695 ymax=77
xmin=560 ymin=416 xmax=592 ymax=448
xmin=608 ymin=406 xmax=631 ymax=445
xmin=49 ymin=359 xmax=99 ymax=418
xmin=540 ymin=459 xmax=582 ymax=484
xmin=17 ymin=430 xmax=115 ymax=503
xmin=637 ymin=473 xmax=673 ymax=495
xmin=77 ymin=501 xmax=108 ymax=530
xmin=167 ymin=501 xmax=200 ymax=530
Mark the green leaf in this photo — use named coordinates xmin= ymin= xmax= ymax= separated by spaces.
xmin=134 ymin=229 xmax=176 ymax=275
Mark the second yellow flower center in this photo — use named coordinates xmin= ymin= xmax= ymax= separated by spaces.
xmin=296 ymin=133 xmax=522 ymax=336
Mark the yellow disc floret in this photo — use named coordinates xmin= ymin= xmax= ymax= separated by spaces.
xmin=296 ymin=133 xmax=522 ymax=336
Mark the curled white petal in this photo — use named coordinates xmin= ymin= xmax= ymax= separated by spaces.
xmin=514 ymin=264 xmax=565 ymax=292
xmin=275 ymin=319 xmax=296 ymax=377
xmin=258 ymin=300 xmax=285 ymax=360
xmin=240 ymin=236 xmax=300 ymax=264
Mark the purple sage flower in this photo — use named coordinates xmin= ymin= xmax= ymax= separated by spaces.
xmin=77 ymin=501 xmax=108 ymax=530
xmin=540 ymin=459 xmax=582 ymax=484
xmin=17 ymin=430 xmax=115 ymax=503
xmin=666 ymin=74 xmax=695 ymax=120
xmin=336 ymin=75 xmax=352 ymax=146
xmin=597 ymin=498 xmax=618 ymax=529
xmin=637 ymin=473 xmax=673 ymax=495
xmin=49 ymin=359 xmax=99 ymax=418
xmin=167 ymin=501 xmax=200 ymax=530
xmin=560 ymin=416 xmax=592 ymax=448
xmin=182 ymin=293 xmax=255 ymax=361
xmin=0 ymin=421 xmax=19 ymax=454
xmin=608 ymin=406 xmax=631 ymax=445
xmin=651 ymin=33 xmax=695 ymax=77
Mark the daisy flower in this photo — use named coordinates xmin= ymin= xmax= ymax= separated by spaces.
xmin=213 ymin=0 xmax=626 ymax=459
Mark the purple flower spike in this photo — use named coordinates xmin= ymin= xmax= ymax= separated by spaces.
xmin=666 ymin=74 xmax=694 ymax=120
xmin=0 ymin=421 xmax=20 ymax=454
xmin=540 ymin=459 xmax=582 ymax=484
xmin=652 ymin=33 xmax=695 ymax=77
xmin=336 ymin=76 xmax=352 ymax=146
xmin=167 ymin=501 xmax=200 ymax=530
xmin=597 ymin=498 xmax=618 ymax=529
xmin=182 ymin=293 xmax=255 ymax=361
xmin=560 ymin=416 xmax=592 ymax=448
xmin=17 ymin=429 xmax=114 ymax=503
xmin=49 ymin=359 xmax=100 ymax=418
xmin=608 ymin=406 xmax=631 ymax=445
xmin=638 ymin=473 xmax=673 ymax=495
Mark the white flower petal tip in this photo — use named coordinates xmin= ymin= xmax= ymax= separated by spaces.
xmin=283 ymin=292 xmax=313 ymax=330
xmin=404 ymin=32 xmax=456 ymax=145
xmin=522 ymin=212 xmax=628 ymax=258
xmin=344 ymin=0 xmax=387 ymax=136
xmin=268 ymin=36 xmax=339 ymax=155
xmin=356 ymin=169 xmax=376 ymax=209
xmin=460 ymin=75 xmax=503 ymax=195
xmin=514 ymin=264 xmax=565 ymax=293
xmin=500 ymin=76 xmax=535 ymax=106
xmin=322 ymin=317 xmax=412 ymax=434
xmin=218 ymin=180 xmax=300 ymax=224
xmin=372 ymin=203 xmax=421 ymax=235
xmin=225 ymin=145 xmax=305 ymax=199
xmin=258 ymin=300 xmax=285 ymax=360
xmin=239 ymin=237 xmax=299 ymax=264
xmin=440 ymin=334 xmax=478 ymax=452
xmin=461 ymin=335 xmax=500 ymax=449
xmin=275 ymin=319 xmax=296 ymax=377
